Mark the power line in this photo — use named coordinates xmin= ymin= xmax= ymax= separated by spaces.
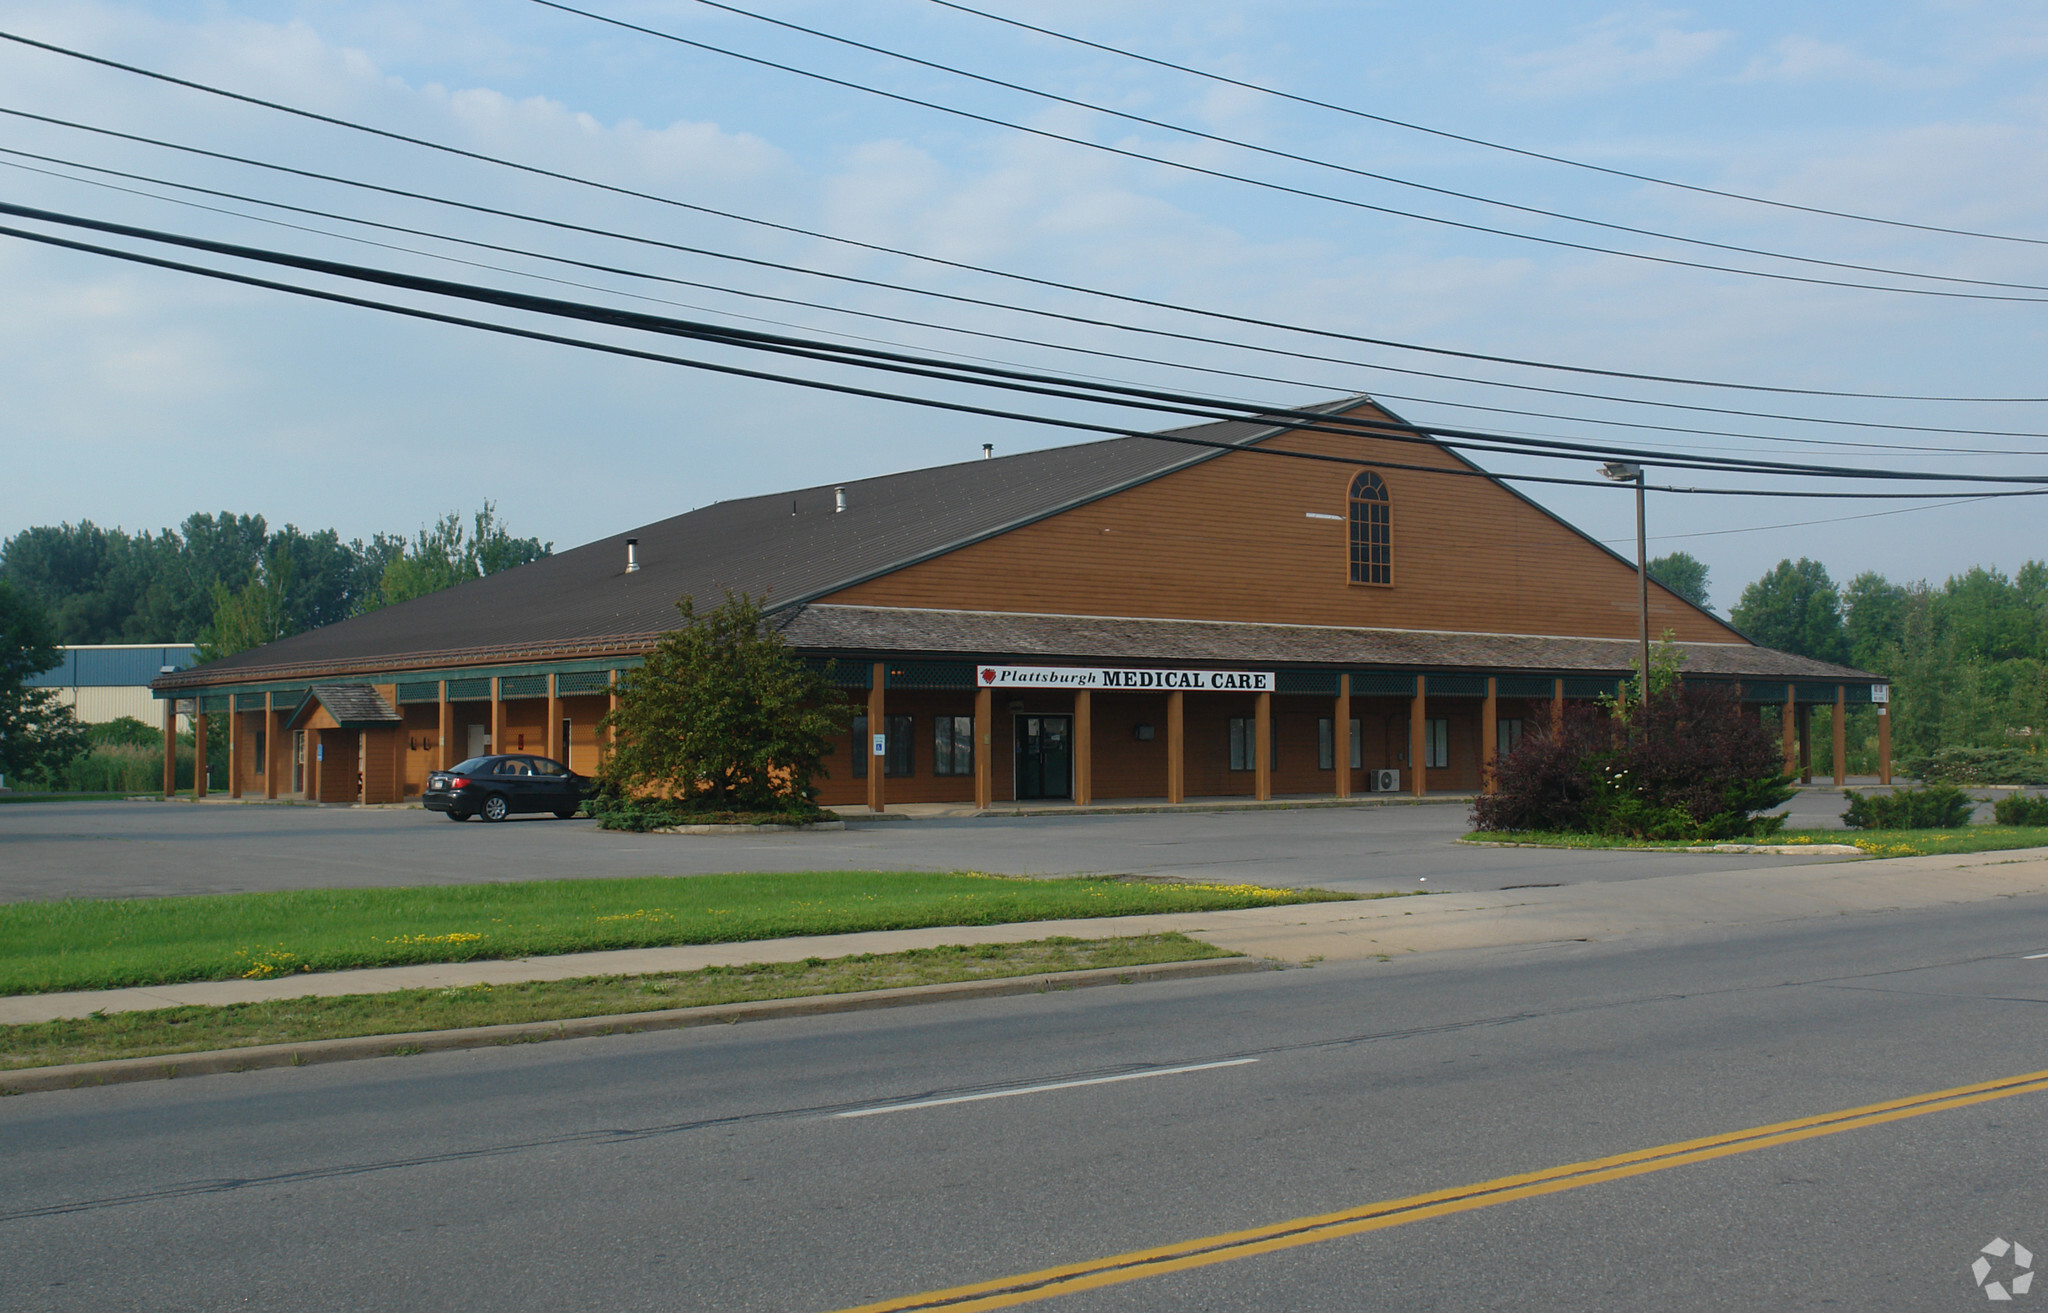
xmin=925 ymin=0 xmax=2048 ymax=250
xmin=11 ymin=113 xmax=2048 ymax=447
xmin=8 ymin=197 xmax=2048 ymax=491
xmin=9 ymin=211 xmax=2047 ymax=504
xmin=5 ymin=31 xmax=2046 ymax=403
xmin=16 ymin=140 xmax=2048 ymax=460
xmin=554 ymin=0 xmax=2048 ymax=298
xmin=1611 ymin=495 xmax=2012 ymax=543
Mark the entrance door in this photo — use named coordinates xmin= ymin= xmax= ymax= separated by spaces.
xmin=1014 ymin=715 xmax=1072 ymax=800
xmin=468 ymin=723 xmax=489 ymax=760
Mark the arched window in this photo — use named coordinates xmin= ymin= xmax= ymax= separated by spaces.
xmin=1348 ymin=471 xmax=1391 ymax=584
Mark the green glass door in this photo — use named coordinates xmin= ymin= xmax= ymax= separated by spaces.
xmin=1015 ymin=715 xmax=1072 ymax=800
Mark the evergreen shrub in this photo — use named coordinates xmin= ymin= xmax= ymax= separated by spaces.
xmin=1991 ymin=794 xmax=2048 ymax=827
xmin=1901 ymin=746 xmax=2048 ymax=787
xmin=1841 ymin=785 xmax=1976 ymax=830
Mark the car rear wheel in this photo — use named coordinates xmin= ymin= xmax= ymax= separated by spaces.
xmin=553 ymin=808 xmax=577 ymax=820
xmin=480 ymin=793 xmax=511 ymax=822
xmin=443 ymin=810 xmax=467 ymax=822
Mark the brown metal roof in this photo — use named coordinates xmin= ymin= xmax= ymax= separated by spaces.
xmin=777 ymin=605 xmax=1877 ymax=682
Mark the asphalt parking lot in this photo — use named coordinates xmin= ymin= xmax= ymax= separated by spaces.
xmin=0 ymin=789 xmax=1887 ymax=903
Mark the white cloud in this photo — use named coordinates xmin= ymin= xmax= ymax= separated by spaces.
xmin=1498 ymin=11 xmax=1734 ymax=98
xmin=1739 ymin=36 xmax=1901 ymax=85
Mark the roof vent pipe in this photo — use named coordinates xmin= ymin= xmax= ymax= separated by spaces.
xmin=625 ymin=538 xmax=640 ymax=573
xmin=982 ymin=443 xmax=993 ymax=460
xmin=835 ymin=487 xmax=847 ymax=513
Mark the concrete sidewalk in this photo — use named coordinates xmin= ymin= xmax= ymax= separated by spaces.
xmin=8 ymin=846 xmax=2047 ymax=1027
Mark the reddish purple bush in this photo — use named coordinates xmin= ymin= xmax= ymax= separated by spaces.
xmin=1472 ymin=683 xmax=1792 ymax=840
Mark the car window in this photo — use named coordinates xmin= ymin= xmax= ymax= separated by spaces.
xmin=530 ymin=758 xmax=567 ymax=776
xmin=493 ymin=760 xmax=531 ymax=777
xmin=450 ymin=758 xmax=491 ymax=774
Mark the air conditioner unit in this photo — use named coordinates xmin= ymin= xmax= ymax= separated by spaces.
xmin=1369 ymin=769 xmax=1400 ymax=793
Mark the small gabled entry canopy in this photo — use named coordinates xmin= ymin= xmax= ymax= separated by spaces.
xmin=285 ymin=684 xmax=402 ymax=733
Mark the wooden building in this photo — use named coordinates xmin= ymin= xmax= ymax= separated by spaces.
xmin=152 ymin=398 xmax=1889 ymax=808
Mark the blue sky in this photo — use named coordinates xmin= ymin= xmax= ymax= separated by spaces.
xmin=2 ymin=0 xmax=2046 ymax=611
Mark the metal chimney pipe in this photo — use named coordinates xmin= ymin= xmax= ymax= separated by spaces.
xmin=625 ymin=538 xmax=640 ymax=573
xmin=982 ymin=443 xmax=993 ymax=460
xmin=835 ymin=487 xmax=847 ymax=513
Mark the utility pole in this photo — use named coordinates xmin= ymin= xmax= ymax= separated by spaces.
xmin=1601 ymin=462 xmax=1651 ymax=698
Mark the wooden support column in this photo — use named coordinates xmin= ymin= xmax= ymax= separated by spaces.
xmin=1782 ymin=687 xmax=1797 ymax=777
xmin=192 ymin=713 xmax=209 ymax=800
xmin=1877 ymin=688 xmax=1893 ymax=785
xmin=1833 ymin=685 xmax=1848 ymax=786
xmin=1481 ymin=677 xmax=1499 ymax=794
xmin=973 ymin=686 xmax=993 ymax=810
xmin=227 ymin=707 xmax=243 ymax=799
xmin=490 ymin=678 xmax=507 ymax=758
xmin=546 ymin=674 xmax=564 ymax=764
xmin=162 ymin=698 xmax=177 ymax=798
xmin=1334 ymin=675 xmax=1352 ymax=799
xmin=1074 ymin=690 xmax=1094 ymax=806
xmin=437 ymin=681 xmax=455 ymax=771
xmin=1251 ymin=691 xmax=1270 ymax=802
xmin=866 ymin=663 xmax=886 ymax=813
xmin=1551 ymin=678 xmax=1564 ymax=737
xmin=1410 ymin=677 xmax=1428 ymax=798
xmin=607 ymin=670 xmax=620 ymax=759
xmin=1797 ymin=702 xmax=1813 ymax=784
xmin=1166 ymin=690 xmax=1185 ymax=804
xmin=266 ymin=697 xmax=284 ymax=800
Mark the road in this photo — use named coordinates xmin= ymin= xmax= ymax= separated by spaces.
xmin=0 ymin=793 xmax=1867 ymax=902
xmin=7 ymin=892 xmax=2048 ymax=1310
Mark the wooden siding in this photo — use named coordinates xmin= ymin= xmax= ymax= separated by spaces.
xmin=817 ymin=686 xmax=1516 ymax=806
xmin=823 ymin=403 xmax=1742 ymax=644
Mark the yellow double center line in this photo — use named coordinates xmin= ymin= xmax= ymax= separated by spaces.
xmin=832 ymin=1064 xmax=2048 ymax=1312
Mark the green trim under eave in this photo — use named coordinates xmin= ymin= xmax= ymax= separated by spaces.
xmin=153 ymin=655 xmax=643 ymax=703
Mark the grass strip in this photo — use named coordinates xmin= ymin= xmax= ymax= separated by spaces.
xmin=0 ymin=934 xmax=1231 ymax=1072
xmin=0 ymin=870 xmax=1345 ymax=996
xmin=0 ymin=791 xmax=137 ymax=804
xmin=1459 ymin=827 xmax=2048 ymax=857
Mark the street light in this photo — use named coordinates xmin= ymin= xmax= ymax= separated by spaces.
xmin=1601 ymin=461 xmax=1650 ymax=702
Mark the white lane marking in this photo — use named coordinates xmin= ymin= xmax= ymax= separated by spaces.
xmin=2023 ymin=952 xmax=2048 ymax=960
xmin=836 ymin=1058 xmax=1260 ymax=1119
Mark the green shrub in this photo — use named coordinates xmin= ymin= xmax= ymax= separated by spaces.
xmin=1991 ymin=794 xmax=2048 ymax=826
xmin=1901 ymin=746 xmax=2048 ymax=787
xmin=1842 ymin=785 xmax=1976 ymax=830
xmin=586 ymin=793 xmax=827 ymax=831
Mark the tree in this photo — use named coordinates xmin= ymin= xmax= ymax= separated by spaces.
xmin=1731 ymin=558 xmax=1848 ymax=663
xmin=597 ymin=593 xmax=848 ymax=819
xmin=1647 ymin=552 xmax=1711 ymax=610
xmin=195 ymin=544 xmax=298 ymax=663
xmin=0 ymin=581 xmax=89 ymax=786
xmin=373 ymin=503 xmax=551 ymax=609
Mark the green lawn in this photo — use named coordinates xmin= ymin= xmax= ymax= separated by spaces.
xmin=1461 ymin=827 xmax=2048 ymax=857
xmin=0 ymin=934 xmax=1233 ymax=1072
xmin=0 ymin=870 xmax=1346 ymax=996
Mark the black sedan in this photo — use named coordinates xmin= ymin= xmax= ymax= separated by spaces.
xmin=423 ymin=755 xmax=590 ymax=821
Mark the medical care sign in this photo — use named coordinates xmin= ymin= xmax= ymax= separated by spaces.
xmin=977 ymin=665 xmax=1273 ymax=691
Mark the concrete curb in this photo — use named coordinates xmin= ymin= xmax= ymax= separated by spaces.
xmin=1456 ymin=837 xmax=1865 ymax=856
xmin=0 ymin=956 xmax=1270 ymax=1098
xmin=653 ymin=820 xmax=847 ymax=834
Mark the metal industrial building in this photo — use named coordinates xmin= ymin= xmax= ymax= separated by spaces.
xmin=151 ymin=399 xmax=1889 ymax=808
